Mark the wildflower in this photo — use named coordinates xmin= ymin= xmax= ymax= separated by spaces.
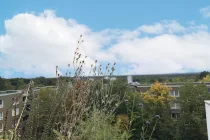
xmin=155 ymin=115 xmax=160 ymax=119
xmin=146 ymin=121 xmax=150 ymax=125
xmin=138 ymin=103 xmax=143 ymax=107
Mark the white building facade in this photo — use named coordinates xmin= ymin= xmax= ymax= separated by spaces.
xmin=205 ymin=100 xmax=210 ymax=140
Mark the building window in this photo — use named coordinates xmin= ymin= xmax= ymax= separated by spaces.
xmin=171 ymin=113 xmax=180 ymax=119
xmin=175 ymin=91 xmax=180 ymax=97
xmin=12 ymin=108 xmax=20 ymax=116
xmin=0 ymin=100 xmax=3 ymax=108
xmin=171 ymin=102 xmax=180 ymax=109
xmin=12 ymin=98 xmax=19 ymax=105
xmin=0 ymin=112 xmax=3 ymax=120
xmin=170 ymin=91 xmax=174 ymax=96
xmin=0 ymin=124 xmax=3 ymax=132
xmin=171 ymin=102 xmax=176 ymax=109
xmin=170 ymin=91 xmax=180 ymax=97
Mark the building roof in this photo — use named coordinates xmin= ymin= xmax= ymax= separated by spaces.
xmin=134 ymin=82 xmax=210 ymax=88
xmin=205 ymin=100 xmax=210 ymax=106
xmin=0 ymin=90 xmax=22 ymax=96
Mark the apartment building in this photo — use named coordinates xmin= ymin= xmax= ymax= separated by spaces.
xmin=0 ymin=90 xmax=23 ymax=135
xmin=0 ymin=85 xmax=57 ymax=136
xmin=127 ymin=76 xmax=210 ymax=118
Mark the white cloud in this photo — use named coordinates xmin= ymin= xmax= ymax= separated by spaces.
xmin=138 ymin=20 xmax=186 ymax=34
xmin=0 ymin=10 xmax=210 ymax=77
xmin=109 ymin=32 xmax=210 ymax=74
xmin=200 ymin=6 xmax=210 ymax=18
xmin=0 ymin=10 xmax=115 ymax=77
xmin=138 ymin=20 xmax=208 ymax=34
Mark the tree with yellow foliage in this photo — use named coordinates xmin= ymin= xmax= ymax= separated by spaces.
xmin=200 ymin=74 xmax=210 ymax=82
xmin=138 ymin=82 xmax=175 ymax=139
xmin=142 ymin=82 xmax=174 ymax=106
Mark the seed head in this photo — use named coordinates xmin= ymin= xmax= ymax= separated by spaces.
xmin=146 ymin=121 xmax=150 ymax=125
xmin=139 ymin=103 xmax=143 ymax=107
xmin=155 ymin=115 xmax=160 ymax=119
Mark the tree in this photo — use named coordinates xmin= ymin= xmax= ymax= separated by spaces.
xmin=198 ymin=71 xmax=210 ymax=80
xmin=171 ymin=78 xmax=182 ymax=83
xmin=4 ymin=80 xmax=15 ymax=90
xmin=0 ymin=77 xmax=6 ymax=90
xmin=140 ymin=82 xmax=175 ymax=139
xmin=33 ymin=76 xmax=47 ymax=86
xmin=176 ymin=83 xmax=210 ymax=140
xmin=119 ymin=82 xmax=175 ymax=139
xmin=111 ymin=78 xmax=129 ymax=96
xmin=200 ymin=74 xmax=210 ymax=82
xmin=142 ymin=82 xmax=174 ymax=106
xmin=16 ymin=79 xmax=25 ymax=89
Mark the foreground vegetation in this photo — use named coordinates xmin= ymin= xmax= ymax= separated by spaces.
xmin=3 ymin=77 xmax=210 ymax=139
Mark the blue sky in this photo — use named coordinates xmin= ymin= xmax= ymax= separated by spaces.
xmin=1 ymin=0 xmax=210 ymax=78
xmin=1 ymin=0 xmax=210 ymax=31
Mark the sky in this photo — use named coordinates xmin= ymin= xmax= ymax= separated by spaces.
xmin=1 ymin=0 xmax=210 ymax=78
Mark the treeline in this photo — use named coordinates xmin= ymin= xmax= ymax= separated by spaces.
xmin=0 ymin=71 xmax=209 ymax=90
xmin=133 ymin=71 xmax=210 ymax=83
xmin=0 ymin=77 xmax=56 ymax=90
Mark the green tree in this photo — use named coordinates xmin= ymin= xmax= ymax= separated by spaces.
xmin=0 ymin=77 xmax=6 ymax=90
xmin=111 ymin=78 xmax=128 ymax=95
xmin=141 ymin=82 xmax=175 ymax=139
xmin=198 ymin=71 xmax=210 ymax=81
xmin=4 ymin=80 xmax=15 ymax=90
xmin=16 ymin=79 xmax=25 ymax=89
xmin=171 ymin=78 xmax=182 ymax=83
xmin=176 ymin=83 xmax=210 ymax=140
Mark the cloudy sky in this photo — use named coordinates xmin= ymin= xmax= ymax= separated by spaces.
xmin=1 ymin=0 xmax=210 ymax=78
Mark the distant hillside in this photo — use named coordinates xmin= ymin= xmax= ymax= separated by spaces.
xmin=87 ymin=72 xmax=200 ymax=83
xmin=131 ymin=73 xmax=200 ymax=84
xmin=0 ymin=72 xmax=206 ymax=90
